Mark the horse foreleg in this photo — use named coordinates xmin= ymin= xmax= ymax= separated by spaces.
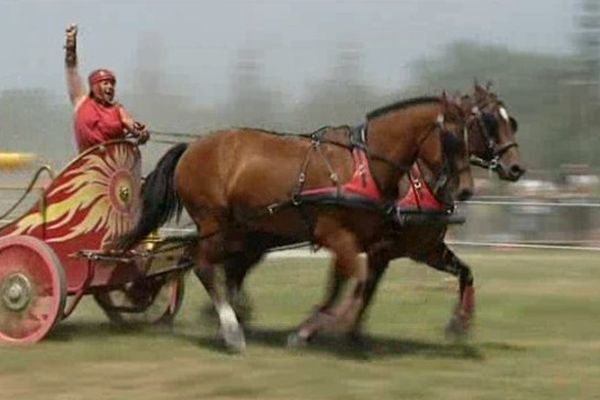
xmin=415 ymin=242 xmax=475 ymax=337
xmin=288 ymin=268 xmax=346 ymax=346
xmin=289 ymin=228 xmax=365 ymax=346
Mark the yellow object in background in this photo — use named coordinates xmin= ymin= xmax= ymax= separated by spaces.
xmin=0 ymin=152 xmax=37 ymax=171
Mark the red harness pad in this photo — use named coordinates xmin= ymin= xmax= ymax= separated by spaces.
xmin=397 ymin=165 xmax=446 ymax=211
xmin=300 ymin=148 xmax=383 ymax=202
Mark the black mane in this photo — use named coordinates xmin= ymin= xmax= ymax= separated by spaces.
xmin=367 ymin=96 xmax=440 ymax=120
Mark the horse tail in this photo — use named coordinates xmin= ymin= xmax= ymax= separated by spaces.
xmin=116 ymin=142 xmax=189 ymax=250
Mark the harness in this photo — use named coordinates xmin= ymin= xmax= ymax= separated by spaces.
xmin=294 ymin=124 xmax=383 ymax=205
xmin=260 ymin=113 xmax=465 ymax=240
xmin=394 ymin=163 xmax=465 ymax=226
xmin=274 ymin=124 xmax=390 ymax=244
xmin=398 ymin=163 xmax=448 ymax=212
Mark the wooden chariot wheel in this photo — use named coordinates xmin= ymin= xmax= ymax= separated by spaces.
xmin=0 ymin=235 xmax=67 ymax=345
xmin=93 ymin=272 xmax=186 ymax=326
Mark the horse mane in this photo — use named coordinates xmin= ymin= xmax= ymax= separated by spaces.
xmin=366 ymin=96 xmax=440 ymax=120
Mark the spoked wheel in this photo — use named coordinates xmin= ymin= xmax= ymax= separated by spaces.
xmin=93 ymin=272 xmax=185 ymax=326
xmin=0 ymin=235 xmax=67 ymax=345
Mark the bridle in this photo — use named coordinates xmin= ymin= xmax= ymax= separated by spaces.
xmin=467 ymin=102 xmax=518 ymax=172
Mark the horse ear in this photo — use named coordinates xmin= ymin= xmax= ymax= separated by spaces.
xmin=441 ymin=90 xmax=449 ymax=106
xmin=474 ymin=82 xmax=485 ymax=93
xmin=474 ymin=80 xmax=488 ymax=101
xmin=486 ymin=80 xmax=493 ymax=90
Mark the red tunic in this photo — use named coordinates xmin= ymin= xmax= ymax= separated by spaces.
xmin=74 ymin=97 xmax=125 ymax=152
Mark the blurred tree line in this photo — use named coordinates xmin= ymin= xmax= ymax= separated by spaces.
xmin=2 ymin=1 xmax=600 ymax=174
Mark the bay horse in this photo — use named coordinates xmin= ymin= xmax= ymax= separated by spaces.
xmin=117 ymin=93 xmax=473 ymax=351
xmin=220 ymin=84 xmax=525 ymax=344
xmin=345 ymin=83 xmax=525 ymax=338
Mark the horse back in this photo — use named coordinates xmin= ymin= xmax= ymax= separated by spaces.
xmin=175 ymin=129 xmax=354 ymax=210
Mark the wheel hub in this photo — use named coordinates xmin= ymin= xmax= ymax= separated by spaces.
xmin=1 ymin=273 xmax=33 ymax=312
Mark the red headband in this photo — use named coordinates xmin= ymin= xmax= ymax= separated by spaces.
xmin=88 ymin=69 xmax=116 ymax=86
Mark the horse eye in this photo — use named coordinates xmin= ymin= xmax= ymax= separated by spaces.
xmin=441 ymin=130 xmax=462 ymax=157
xmin=482 ymin=113 xmax=499 ymax=138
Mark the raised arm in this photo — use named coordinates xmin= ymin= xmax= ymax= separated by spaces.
xmin=64 ymin=24 xmax=86 ymax=109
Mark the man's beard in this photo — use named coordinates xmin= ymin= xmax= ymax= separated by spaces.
xmin=91 ymin=85 xmax=115 ymax=105
xmin=95 ymin=91 xmax=115 ymax=105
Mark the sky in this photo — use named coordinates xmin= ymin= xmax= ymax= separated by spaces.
xmin=0 ymin=0 xmax=578 ymax=105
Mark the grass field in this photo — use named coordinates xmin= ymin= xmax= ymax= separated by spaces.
xmin=1 ymin=248 xmax=600 ymax=400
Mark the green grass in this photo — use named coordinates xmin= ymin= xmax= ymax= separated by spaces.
xmin=1 ymin=249 xmax=600 ymax=400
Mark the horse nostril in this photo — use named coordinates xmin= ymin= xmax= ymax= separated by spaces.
xmin=509 ymin=164 xmax=526 ymax=179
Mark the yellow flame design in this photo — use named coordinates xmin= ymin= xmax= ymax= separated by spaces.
xmin=9 ymin=144 xmax=139 ymax=247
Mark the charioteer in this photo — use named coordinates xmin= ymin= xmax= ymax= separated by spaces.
xmin=64 ymin=23 xmax=149 ymax=153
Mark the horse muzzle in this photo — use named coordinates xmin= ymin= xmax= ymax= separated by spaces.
xmin=497 ymin=162 xmax=526 ymax=182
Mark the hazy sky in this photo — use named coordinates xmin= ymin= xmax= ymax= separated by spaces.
xmin=1 ymin=0 xmax=577 ymax=104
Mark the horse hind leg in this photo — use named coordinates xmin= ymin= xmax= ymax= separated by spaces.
xmin=192 ymin=230 xmax=246 ymax=352
xmin=421 ymin=243 xmax=475 ymax=338
xmin=223 ymin=249 xmax=265 ymax=325
xmin=345 ymin=249 xmax=392 ymax=342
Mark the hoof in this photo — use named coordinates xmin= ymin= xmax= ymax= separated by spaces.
xmin=220 ymin=320 xmax=246 ymax=353
xmin=444 ymin=314 xmax=470 ymax=340
xmin=347 ymin=330 xmax=369 ymax=347
xmin=286 ymin=332 xmax=309 ymax=348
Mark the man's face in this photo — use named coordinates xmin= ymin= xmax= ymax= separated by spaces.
xmin=92 ymin=79 xmax=116 ymax=105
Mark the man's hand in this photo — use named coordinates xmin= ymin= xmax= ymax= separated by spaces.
xmin=65 ymin=23 xmax=78 ymax=68
xmin=65 ymin=23 xmax=78 ymax=49
xmin=133 ymin=121 xmax=150 ymax=144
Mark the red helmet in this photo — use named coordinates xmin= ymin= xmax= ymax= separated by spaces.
xmin=88 ymin=69 xmax=116 ymax=86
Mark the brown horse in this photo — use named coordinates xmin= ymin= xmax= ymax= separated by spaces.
xmin=220 ymin=84 xmax=525 ymax=344
xmin=348 ymin=84 xmax=525 ymax=336
xmin=117 ymin=94 xmax=473 ymax=351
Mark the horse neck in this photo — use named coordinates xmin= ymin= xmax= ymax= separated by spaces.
xmin=367 ymin=103 xmax=442 ymax=197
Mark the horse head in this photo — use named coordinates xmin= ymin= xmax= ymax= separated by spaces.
xmin=438 ymin=92 xmax=474 ymax=202
xmin=366 ymin=93 xmax=474 ymax=203
xmin=464 ymin=82 xmax=525 ymax=181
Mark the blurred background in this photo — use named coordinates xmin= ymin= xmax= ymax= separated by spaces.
xmin=1 ymin=0 xmax=599 ymax=248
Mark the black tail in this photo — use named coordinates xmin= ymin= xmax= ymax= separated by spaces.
xmin=116 ymin=142 xmax=189 ymax=250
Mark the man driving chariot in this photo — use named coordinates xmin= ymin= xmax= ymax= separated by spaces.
xmin=64 ymin=24 xmax=149 ymax=152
